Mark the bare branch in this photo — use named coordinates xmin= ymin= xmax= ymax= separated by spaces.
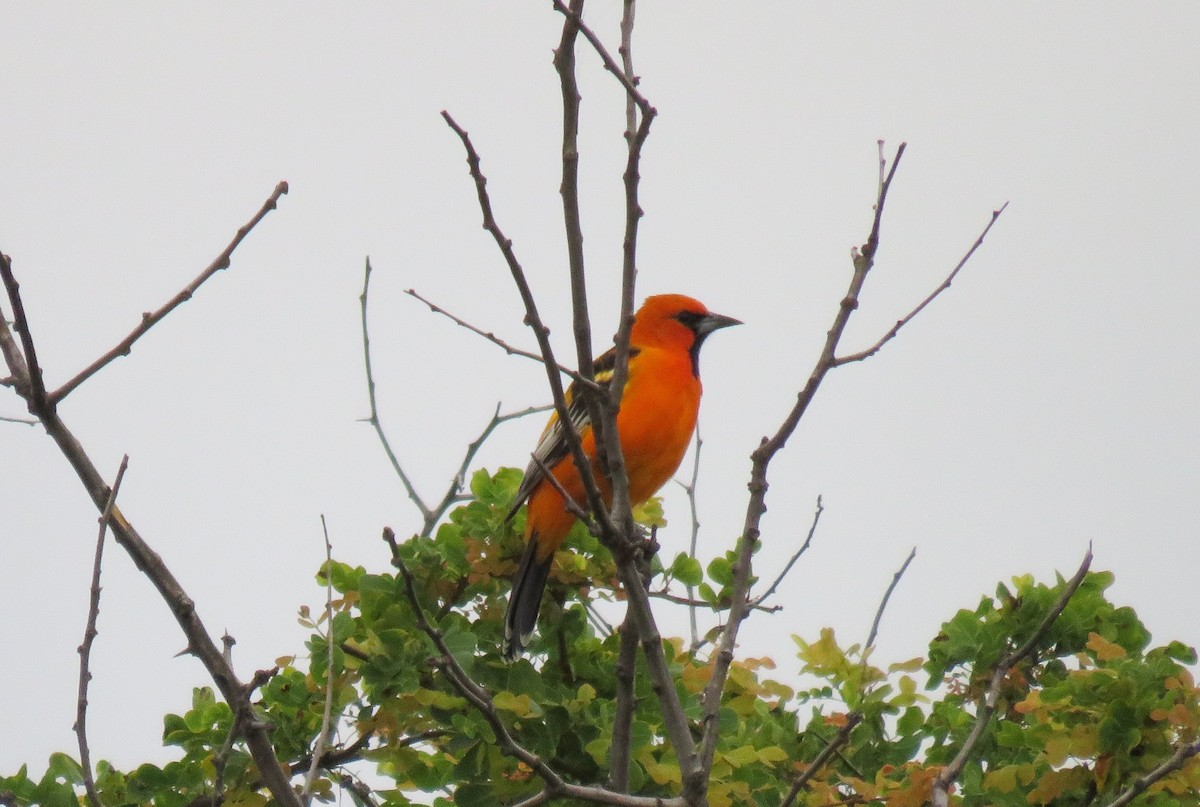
xmin=834 ymin=202 xmax=1008 ymax=366
xmin=864 ymin=546 xmax=916 ymax=650
xmin=361 ymin=258 xmax=433 ymax=526
xmin=303 ymin=515 xmax=338 ymax=805
xmin=0 ymin=413 xmax=36 ymax=426
xmin=618 ymin=0 xmax=640 ymax=140
xmin=551 ymin=0 xmax=654 ymax=117
xmin=440 ymin=111 xmax=612 ymax=531
xmin=699 ymin=143 xmax=908 ymax=779
xmin=529 ymin=451 xmax=594 ymax=527
xmin=751 ymin=495 xmax=823 ymax=608
xmin=553 ymin=0 xmax=594 ymax=395
xmin=931 ymin=546 xmax=1094 ymax=807
xmin=0 ymin=252 xmax=49 ymax=409
xmin=2 ymin=242 xmax=304 ymax=807
xmin=404 ymin=288 xmax=600 ymax=393
xmin=75 ymin=453 xmax=129 ymax=807
xmin=651 ymin=589 xmax=781 ymax=614
xmin=427 ymin=402 xmax=554 ymax=534
xmin=49 ymin=181 xmax=289 ymax=404
xmin=677 ymin=427 xmax=703 ymax=649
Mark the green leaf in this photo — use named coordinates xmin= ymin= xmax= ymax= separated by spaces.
xmin=670 ymin=553 xmax=703 ymax=587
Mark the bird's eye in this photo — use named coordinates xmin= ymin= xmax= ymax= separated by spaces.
xmin=674 ymin=310 xmax=704 ymax=329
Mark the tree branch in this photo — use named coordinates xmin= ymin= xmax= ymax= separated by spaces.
xmin=864 ymin=546 xmax=916 ymax=650
xmin=440 ymin=111 xmax=612 ymax=532
xmin=1102 ymin=738 xmax=1200 ymax=807
xmin=834 ymin=202 xmax=1008 ymax=366
xmin=698 ymin=144 xmax=909 ymax=780
xmin=0 ymin=252 xmax=49 ymax=409
xmin=677 ymin=428 xmax=703 ymax=650
xmin=751 ymin=495 xmax=823 ymax=608
xmin=303 ymin=515 xmax=338 ymax=806
xmin=48 ymin=181 xmax=289 ymax=404
xmin=75 ymin=454 xmax=129 ymax=807
xmin=404 ymin=287 xmax=600 ymax=392
xmin=779 ymin=714 xmax=864 ymax=807
xmin=1 ymin=235 xmax=303 ymax=807
xmin=360 ymin=258 xmax=433 ymax=527
xmin=931 ymin=545 xmax=1094 ymax=807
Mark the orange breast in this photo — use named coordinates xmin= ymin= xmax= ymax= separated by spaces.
xmin=525 ymin=346 xmax=701 ymax=561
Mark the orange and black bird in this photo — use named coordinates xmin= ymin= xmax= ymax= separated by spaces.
xmin=503 ymin=293 xmax=740 ymax=660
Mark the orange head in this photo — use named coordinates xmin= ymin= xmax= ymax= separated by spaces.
xmin=629 ymin=294 xmax=741 ymax=371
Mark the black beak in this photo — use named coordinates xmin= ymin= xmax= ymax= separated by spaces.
xmin=695 ymin=311 xmax=742 ymax=337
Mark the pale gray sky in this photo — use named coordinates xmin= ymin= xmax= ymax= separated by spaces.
xmin=2 ymin=3 xmax=1197 ymax=774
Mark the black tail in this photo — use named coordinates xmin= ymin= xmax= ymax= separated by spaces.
xmin=504 ymin=534 xmax=552 ymax=661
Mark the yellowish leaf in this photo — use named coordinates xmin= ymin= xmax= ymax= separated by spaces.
xmin=1087 ymin=632 xmax=1127 ymax=661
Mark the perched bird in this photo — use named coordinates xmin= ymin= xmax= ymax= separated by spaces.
xmin=503 ymin=293 xmax=740 ymax=660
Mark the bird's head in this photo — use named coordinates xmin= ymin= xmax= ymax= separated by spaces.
xmin=630 ymin=294 xmax=741 ymax=371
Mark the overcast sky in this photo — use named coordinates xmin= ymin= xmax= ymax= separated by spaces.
xmin=2 ymin=3 xmax=1197 ymax=776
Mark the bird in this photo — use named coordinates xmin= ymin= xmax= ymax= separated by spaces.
xmin=503 ymin=293 xmax=740 ymax=660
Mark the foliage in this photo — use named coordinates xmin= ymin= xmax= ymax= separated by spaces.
xmin=2 ymin=469 xmax=1197 ymax=807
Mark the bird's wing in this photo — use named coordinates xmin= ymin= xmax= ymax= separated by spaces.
xmin=505 ymin=346 xmax=639 ymax=520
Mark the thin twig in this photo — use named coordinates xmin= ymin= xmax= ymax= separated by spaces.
xmin=751 ymin=495 xmax=823 ymax=608
xmin=75 ymin=454 xmax=129 ymax=807
xmin=1 ymin=226 xmax=304 ymax=807
xmin=864 ymin=546 xmax=916 ymax=650
xmin=931 ymin=546 xmax=1094 ymax=807
xmin=404 ymin=288 xmax=600 ymax=393
xmin=698 ymin=144 xmax=909 ymax=781
xmin=441 ymin=110 xmax=613 ymax=540
xmin=49 ymin=182 xmax=289 ymax=404
xmin=428 ymin=403 xmax=554 ymax=536
xmin=780 ymin=714 xmax=864 ymax=807
xmin=551 ymin=0 xmax=653 ymax=117
xmin=650 ymin=590 xmax=780 ymax=614
xmin=303 ymin=516 xmax=338 ymax=805
xmin=211 ymin=710 xmax=243 ymax=807
xmin=0 ymin=413 xmax=36 ymax=426
xmin=834 ymin=202 xmax=1009 ymax=366
xmin=391 ymin=540 xmax=567 ymax=791
xmin=677 ymin=426 xmax=703 ymax=650
xmin=618 ymin=0 xmax=639 ymax=142
xmin=361 ymin=258 xmax=433 ymax=527
xmin=530 ymin=451 xmax=594 ymax=526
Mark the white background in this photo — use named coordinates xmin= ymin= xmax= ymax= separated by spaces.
xmin=2 ymin=3 xmax=1197 ymax=776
